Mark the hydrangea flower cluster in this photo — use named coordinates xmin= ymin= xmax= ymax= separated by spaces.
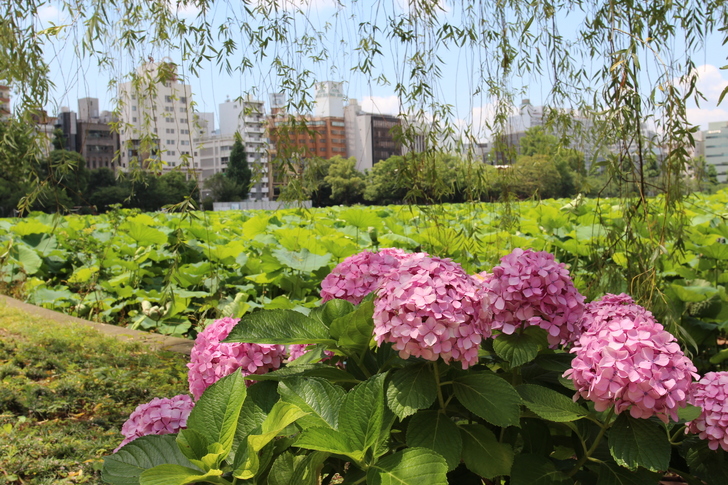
xmin=373 ymin=253 xmax=488 ymax=368
xmin=579 ymin=292 xmax=654 ymax=333
xmin=481 ymin=248 xmax=586 ymax=347
xmin=687 ymin=372 xmax=728 ymax=451
xmin=114 ymin=394 xmax=194 ymax=452
xmin=320 ymin=248 xmax=410 ymax=304
xmin=565 ymin=295 xmax=698 ymax=423
xmin=187 ymin=317 xmax=286 ymax=399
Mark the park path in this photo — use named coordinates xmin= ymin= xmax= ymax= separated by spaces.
xmin=0 ymin=294 xmax=193 ymax=355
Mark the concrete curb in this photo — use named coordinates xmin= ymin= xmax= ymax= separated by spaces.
xmin=0 ymin=294 xmax=194 ymax=355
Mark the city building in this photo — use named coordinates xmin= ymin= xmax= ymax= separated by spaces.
xmin=267 ymin=83 xmax=348 ymax=198
xmin=54 ymin=99 xmax=121 ymax=171
xmin=196 ymin=97 xmax=270 ymax=200
xmin=344 ymin=98 xmax=401 ymax=172
xmin=705 ymin=121 xmax=728 ymax=183
xmin=490 ymin=99 xmax=597 ymax=166
xmin=0 ymin=85 xmax=10 ymax=120
xmin=117 ymin=60 xmax=202 ymax=173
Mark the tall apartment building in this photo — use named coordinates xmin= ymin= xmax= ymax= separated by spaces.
xmin=55 ymin=99 xmax=121 ymax=171
xmin=705 ymin=121 xmax=728 ymax=183
xmin=267 ymin=83 xmax=348 ymax=198
xmin=344 ymin=99 xmax=401 ymax=171
xmin=197 ymin=97 xmax=270 ymax=200
xmin=117 ymin=60 xmax=200 ymax=173
xmin=0 ymin=85 xmax=10 ymax=120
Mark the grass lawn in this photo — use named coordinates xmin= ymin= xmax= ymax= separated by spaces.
xmin=0 ymin=301 xmax=191 ymax=484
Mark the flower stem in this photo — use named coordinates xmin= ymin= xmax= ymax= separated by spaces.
xmin=567 ymin=407 xmax=615 ymax=477
xmin=432 ymin=361 xmax=447 ymax=410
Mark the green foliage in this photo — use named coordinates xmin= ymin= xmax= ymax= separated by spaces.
xmin=324 ymin=156 xmax=366 ymax=205
xmin=101 ymin=285 xmax=728 ymax=484
xmin=226 ymin=134 xmax=251 ymax=200
xmin=204 ymin=172 xmax=243 ymax=203
xmin=0 ymin=302 xmax=190 ymax=484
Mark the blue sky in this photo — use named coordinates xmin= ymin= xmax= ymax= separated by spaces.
xmin=35 ymin=0 xmax=728 ymax=139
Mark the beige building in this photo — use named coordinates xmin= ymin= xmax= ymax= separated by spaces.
xmin=116 ymin=60 xmax=203 ymax=174
xmin=0 ymin=85 xmax=10 ymax=120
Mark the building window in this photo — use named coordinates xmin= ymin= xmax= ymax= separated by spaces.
xmin=165 ymin=106 xmax=174 ymax=112
xmin=180 ymin=118 xmax=188 ymax=123
xmin=180 ymin=97 xmax=187 ymax=103
xmin=132 ymin=117 xmax=137 ymax=122
xmin=131 ymin=94 xmax=136 ymax=100
xmin=180 ymin=140 xmax=189 ymax=145
xmin=166 ymin=128 xmax=175 ymax=134
xmin=167 ymin=150 xmax=176 ymax=156
xmin=166 ymin=139 xmax=175 ymax=145
xmin=180 ymin=129 xmax=189 ymax=134
xmin=179 ymin=107 xmax=186 ymax=113
xmin=165 ymin=95 xmax=173 ymax=102
xmin=165 ymin=117 xmax=174 ymax=123
xmin=132 ymin=105 xmax=137 ymax=111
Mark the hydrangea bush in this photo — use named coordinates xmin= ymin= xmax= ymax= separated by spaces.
xmin=103 ymin=248 xmax=728 ymax=485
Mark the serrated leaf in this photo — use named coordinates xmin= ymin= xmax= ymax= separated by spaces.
xmin=233 ymin=401 xmax=308 ymax=479
xmin=386 ymin=363 xmax=437 ymax=419
xmin=233 ymin=381 xmax=279 ymax=451
xmin=268 ymin=451 xmax=329 ymax=485
xmin=339 ymin=374 xmax=387 ymax=454
xmin=609 ymin=414 xmax=670 ymax=472
xmin=224 ymin=309 xmax=336 ymax=345
xmin=278 ymin=377 xmax=345 ymax=429
xmin=407 ymin=411 xmax=462 ymax=471
xmin=175 ymin=429 xmax=208 ymax=465
xmin=510 ymin=454 xmax=571 ymax=485
xmin=366 ymin=448 xmax=448 ymax=485
xmin=249 ymin=363 xmax=359 ymax=384
xmin=684 ymin=437 xmax=728 ymax=485
xmin=310 ymin=298 xmax=356 ymax=327
xmin=593 ymin=462 xmax=661 ymax=485
xmin=517 ymin=384 xmax=587 ymax=422
xmin=294 ymin=427 xmax=362 ymax=462
xmin=329 ymin=300 xmax=375 ymax=353
xmin=459 ymin=424 xmax=513 ymax=478
xmin=186 ymin=371 xmax=247 ymax=456
xmin=102 ymin=435 xmax=200 ymax=485
xmin=453 ymin=371 xmax=521 ymax=428
xmin=139 ymin=464 xmax=223 ymax=485
xmin=492 ymin=328 xmax=544 ymax=367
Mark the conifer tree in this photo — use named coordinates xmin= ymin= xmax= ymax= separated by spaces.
xmin=226 ymin=132 xmax=251 ymax=200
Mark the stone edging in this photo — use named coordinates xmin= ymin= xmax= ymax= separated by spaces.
xmin=0 ymin=294 xmax=194 ymax=355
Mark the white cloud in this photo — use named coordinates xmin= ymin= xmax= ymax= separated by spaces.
xmin=683 ymin=64 xmax=728 ymax=130
xmin=36 ymin=5 xmax=62 ymax=23
xmin=361 ymin=95 xmax=400 ymax=115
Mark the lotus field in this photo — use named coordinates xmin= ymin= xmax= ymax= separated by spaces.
xmin=3 ymin=191 xmax=728 ymax=483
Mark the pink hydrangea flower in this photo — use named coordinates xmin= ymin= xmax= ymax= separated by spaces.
xmin=579 ymin=293 xmax=654 ymax=334
xmin=687 ymin=372 xmax=728 ymax=451
xmin=481 ymin=248 xmax=585 ymax=347
xmin=187 ymin=317 xmax=286 ymax=400
xmin=320 ymin=248 xmax=410 ymax=304
xmin=114 ymin=394 xmax=194 ymax=452
xmin=373 ymin=253 xmax=489 ymax=369
xmin=565 ymin=297 xmax=698 ymax=423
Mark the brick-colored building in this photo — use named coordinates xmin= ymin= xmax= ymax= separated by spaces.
xmin=267 ymin=113 xmax=348 ymax=198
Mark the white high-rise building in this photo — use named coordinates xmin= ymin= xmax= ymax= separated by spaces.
xmin=705 ymin=121 xmax=728 ymax=183
xmin=196 ymin=96 xmax=270 ymax=200
xmin=314 ymin=81 xmax=344 ymax=118
xmin=117 ymin=60 xmax=198 ymax=172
